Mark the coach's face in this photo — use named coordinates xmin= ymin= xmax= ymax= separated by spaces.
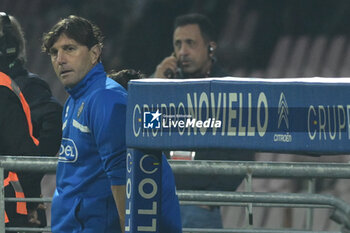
xmin=49 ymin=33 xmax=100 ymax=88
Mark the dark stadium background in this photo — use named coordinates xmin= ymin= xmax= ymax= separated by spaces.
xmin=2 ymin=0 xmax=350 ymax=103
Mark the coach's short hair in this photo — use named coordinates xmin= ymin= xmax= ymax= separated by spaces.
xmin=42 ymin=15 xmax=103 ymax=53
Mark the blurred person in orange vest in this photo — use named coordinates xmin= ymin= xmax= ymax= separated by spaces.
xmin=0 ymin=12 xmax=62 ymax=156
xmin=0 ymin=71 xmax=42 ymax=230
xmin=0 ymin=12 xmax=63 ymax=230
xmin=0 ymin=12 xmax=45 ymax=231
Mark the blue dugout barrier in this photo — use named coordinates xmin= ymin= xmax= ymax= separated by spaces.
xmin=125 ymin=77 xmax=350 ymax=233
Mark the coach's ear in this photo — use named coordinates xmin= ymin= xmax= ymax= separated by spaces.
xmin=89 ymin=44 xmax=102 ymax=64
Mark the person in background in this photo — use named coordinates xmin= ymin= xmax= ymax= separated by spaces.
xmin=0 ymin=12 xmax=63 ymax=229
xmin=0 ymin=71 xmax=42 ymax=231
xmin=109 ymin=68 xmax=182 ymax=232
xmin=0 ymin=11 xmax=62 ymax=231
xmin=151 ymin=13 xmax=254 ymax=229
xmin=0 ymin=12 xmax=62 ymax=157
xmin=152 ymin=13 xmax=227 ymax=79
xmin=108 ymin=69 xmax=144 ymax=90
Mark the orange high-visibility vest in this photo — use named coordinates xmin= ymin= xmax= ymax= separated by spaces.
xmin=0 ymin=72 xmax=39 ymax=145
xmin=4 ymin=172 xmax=27 ymax=222
xmin=0 ymin=72 xmax=39 ymax=223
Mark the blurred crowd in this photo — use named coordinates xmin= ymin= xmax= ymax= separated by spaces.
xmin=3 ymin=0 xmax=350 ymax=103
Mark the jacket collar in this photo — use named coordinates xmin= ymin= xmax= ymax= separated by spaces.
xmin=66 ymin=62 xmax=105 ymax=99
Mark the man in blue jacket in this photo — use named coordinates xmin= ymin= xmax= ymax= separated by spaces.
xmin=42 ymin=16 xmax=127 ymax=232
xmin=42 ymin=16 xmax=182 ymax=233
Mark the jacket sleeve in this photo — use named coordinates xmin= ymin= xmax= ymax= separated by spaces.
xmin=88 ymin=89 xmax=127 ymax=186
xmin=20 ymin=77 xmax=63 ymax=156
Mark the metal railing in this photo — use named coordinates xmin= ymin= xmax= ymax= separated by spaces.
xmin=171 ymin=160 xmax=350 ymax=233
xmin=1 ymin=156 xmax=350 ymax=232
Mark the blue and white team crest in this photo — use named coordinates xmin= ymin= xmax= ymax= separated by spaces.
xmin=143 ymin=110 xmax=161 ymax=129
